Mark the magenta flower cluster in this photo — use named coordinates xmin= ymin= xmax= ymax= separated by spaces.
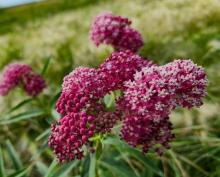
xmin=49 ymin=112 xmax=95 ymax=162
xmin=0 ymin=63 xmax=46 ymax=96
xmin=118 ymin=60 xmax=207 ymax=152
xmin=49 ymin=12 xmax=208 ymax=163
xmin=90 ymin=12 xmax=144 ymax=52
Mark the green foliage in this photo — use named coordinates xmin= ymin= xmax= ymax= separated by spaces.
xmin=0 ymin=0 xmax=220 ymax=176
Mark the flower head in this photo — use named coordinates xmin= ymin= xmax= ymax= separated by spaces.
xmin=0 ymin=63 xmax=45 ymax=96
xmin=90 ymin=12 xmax=131 ymax=46
xmin=163 ymin=59 xmax=208 ymax=108
xmin=113 ymin=27 xmax=143 ymax=53
xmin=90 ymin=12 xmax=143 ymax=52
xmin=48 ymin=112 xmax=95 ymax=163
xmin=121 ymin=115 xmax=174 ymax=154
xmin=99 ymin=50 xmax=154 ymax=91
xmin=23 ymin=74 xmax=46 ymax=96
xmin=118 ymin=65 xmax=176 ymax=120
xmin=56 ymin=67 xmax=108 ymax=116
xmin=118 ymin=59 xmax=207 ymax=120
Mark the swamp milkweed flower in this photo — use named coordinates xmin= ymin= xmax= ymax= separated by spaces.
xmin=90 ymin=12 xmax=144 ymax=52
xmin=0 ymin=63 xmax=46 ymax=96
xmin=49 ymin=50 xmax=208 ymax=162
xmin=118 ymin=59 xmax=207 ymax=154
xmin=49 ymin=12 xmax=208 ymax=163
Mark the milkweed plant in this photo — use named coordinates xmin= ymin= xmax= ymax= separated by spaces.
xmin=0 ymin=12 xmax=208 ymax=165
xmin=48 ymin=12 xmax=208 ymax=163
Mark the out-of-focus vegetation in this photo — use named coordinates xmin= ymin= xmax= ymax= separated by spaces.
xmin=0 ymin=0 xmax=220 ymax=176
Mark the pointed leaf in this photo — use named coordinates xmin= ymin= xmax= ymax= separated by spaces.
xmin=0 ymin=146 xmax=6 ymax=177
xmin=7 ymin=98 xmax=33 ymax=114
xmin=41 ymin=57 xmax=51 ymax=75
xmin=0 ymin=109 xmax=44 ymax=124
xmin=88 ymin=153 xmax=96 ymax=177
xmin=5 ymin=140 xmax=23 ymax=170
xmin=8 ymin=168 xmax=29 ymax=177
xmin=36 ymin=161 xmax=48 ymax=176
xmin=44 ymin=159 xmax=58 ymax=177
xmin=51 ymin=161 xmax=79 ymax=177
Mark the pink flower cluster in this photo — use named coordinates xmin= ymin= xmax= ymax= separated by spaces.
xmin=121 ymin=116 xmax=174 ymax=154
xmin=49 ymin=12 xmax=208 ymax=163
xmin=49 ymin=49 xmax=207 ymax=162
xmin=0 ymin=63 xmax=46 ymax=96
xmin=118 ymin=60 xmax=207 ymax=153
xmin=90 ymin=12 xmax=144 ymax=52
xmin=56 ymin=67 xmax=108 ymax=116
xmin=48 ymin=112 xmax=95 ymax=163
xmin=99 ymin=50 xmax=154 ymax=91
xmin=162 ymin=60 xmax=208 ymax=108
xmin=49 ymin=50 xmax=152 ymax=162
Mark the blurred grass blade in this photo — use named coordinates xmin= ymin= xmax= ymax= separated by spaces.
xmin=168 ymin=150 xmax=187 ymax=177
xmin=81 ymin=155 xmax=90 ymax=177
xmin=8 ymin=168 xmax=29 ymax=177
xmin=7 ymin=98 xmax=33 ymax=114
xmin=51 ymin=161 xmax=79 ymax=177
xmin=96 ymin=141 xmax=102 ymax=160
xmin=101 ymin=161 xmax=133 ymax=177
xmin=6 ymin=140 xmax=23 ymax=170
xmin=0 ymin=109 xmax=45 ymax=124
xmin=89 ymin=153 xmax=96 ymax=177
xmin=50 ymin=92 xmax=61 ymax=108
xmin=36 ymin=128 xmax=50 ymax=141
xmin=103 ymin=136 xmax=164 ymax=177
xmin=51 ymin=109 xmax=61 ymax=120
xmin=45 ymin=159 xmax=58 ymax=177
xmin=101 ymin=161 xmax=125 ymax=177
xmin=41 ymin=57 xmax=51 ymax=75
xmin=0 ymin=146 xmax=6 ymax=177
xmin=129 ymin=151 xmax=163 ymax=177
xmin=36 ymin=161 xmax=48 ymax=176
xmin=178 ymin=154 xmax=208 ymax=176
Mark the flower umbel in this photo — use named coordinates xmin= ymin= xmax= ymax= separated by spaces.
xmin=48 ymin=112 xmax=95 ymax=162
xmin=0 ymin=63 xmax=46 ymax=96
xmin=99 ymin=50 xmax=154 ymax=91
xmin=49 ymin=12 xmax=208 ymax=163
xmin=90 ymin=12 xmax=143 ymax=52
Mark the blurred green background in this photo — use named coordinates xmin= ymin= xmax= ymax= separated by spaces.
xmin=0 ymin=0 xmax=220 ymax=176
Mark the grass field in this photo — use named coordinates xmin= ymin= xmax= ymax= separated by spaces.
xmin=0 ymin=0 xmax=220 ymax=176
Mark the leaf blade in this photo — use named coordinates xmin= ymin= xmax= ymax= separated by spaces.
xmin=5 ymin=140 xmax=23 ymax=171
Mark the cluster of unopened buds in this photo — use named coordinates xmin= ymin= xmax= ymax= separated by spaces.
xmin=0 ymin=63 xmax=46 ymax=97
xmin=49 ymin=12 xmax=208 ymax=163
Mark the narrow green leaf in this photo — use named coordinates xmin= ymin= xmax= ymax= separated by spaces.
xmin=103 ymin=136 xmax=164 ymax=177
xmin=0 ymin=109 xmax=44 ymax=124
xmin=5 ymin=140 xmax=23 ymax=170
xmin=51 ymin=109 xmax=61 ymax=120
xmin=96 ymin=141 xmax=102 ymax=160
xmin=168 ymin=150 xmax=186 ymax=177
xmin=41 ymin=57 xmax=51 ymax=75
xmin=141 ymin=168 xmax=153 ymax=177
xmin=88 ymin=153 xmax=96 ymax=177
xmin=7 ymin=98 xmax=33 ymax=114
xmin=50 ymin=92 xmax=61 ymax=108
xmin=8 ymin=168 xmax=29 ymax=177
xmin=0 ymin=146 xmax=6 ymax=177
xmin=51 ymin=161 xmax=79 ymax=177
xmin=44 ymin=159 xmax=58 ymax=177
xmin=178 ymin=154 xmax=208 ymax=176
xmin=36 ymin=129 xmax=50 ymax=141
xmin=81 ymin=154 xmax=90 ymax=177
xmin=36 ymin=161 xmax=48 ymax=176
xmin=101 ymin=161 xmax=133 ymax=177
